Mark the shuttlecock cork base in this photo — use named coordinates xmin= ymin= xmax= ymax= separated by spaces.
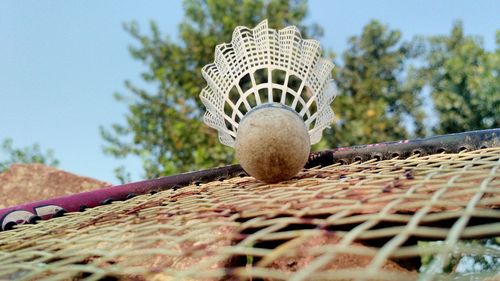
xmin=235 ymin=104 xmax=310 ymax=183
xmin=200 ymin=20 xmax=336 ymax=183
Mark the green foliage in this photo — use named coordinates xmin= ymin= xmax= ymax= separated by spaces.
xmin=420 ymin=22 xmax=500 ymax=134
xmin=103 ymin=1 xmax=498 ymax=180
xmin=419 ymin=238 xmax=499 ymax=275
xmin=321 ymin=20 xmax=426 ymax=149
xmin=0 ymin=138 xmax=59 ymax=173
xmin=101 ymin=0 xmax=323 ymax=179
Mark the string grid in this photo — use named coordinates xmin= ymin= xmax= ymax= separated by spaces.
xmin=0 ymin=147 xmax=499 ymax=280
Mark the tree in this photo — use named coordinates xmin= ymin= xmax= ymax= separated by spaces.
xmin=420 ymin=22 xmax=499 ymax=134
xmin=321 ymin=20 xmax=426 ymax=149
xmin=101 ymin=0 xmax=324 ymax=178
xmin=0 ymin=138 xmax=59 ymax=173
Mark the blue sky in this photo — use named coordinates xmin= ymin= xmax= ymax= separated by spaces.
xmin=1 ymin=0 xmax=498 ymax=184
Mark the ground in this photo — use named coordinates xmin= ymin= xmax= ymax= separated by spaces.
xmin=0 ymin=164 xmax=109 ymax=209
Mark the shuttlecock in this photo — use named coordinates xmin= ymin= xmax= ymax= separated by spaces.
xmin=200 ymin=20 xmax=336 ymax=183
